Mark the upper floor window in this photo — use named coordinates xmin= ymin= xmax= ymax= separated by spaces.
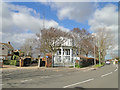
xmin=8 ymin=50 xmax=11 ymax=54
xmin=57 ymin=49 xmax=61 ymax=55
xmin=63 ymin=49 xmax=70 ymax=55
xmin=2 ymin=48 xmax=4 ymax=50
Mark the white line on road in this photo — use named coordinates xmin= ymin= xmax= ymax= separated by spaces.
xmin=0 ymin=84 xmax=4 ymax=86
xmin=4 ymin=73 xmax=12 ymax=76
xmin=63 ymin=78 xmax=94 ymax=88
xmin=21 ymin=79 xmax=32 ymax=83
xmin=114 ymin=65 xmax=118 ymax=72
xmin=114 ymin=68 xmax=118 ymax=72
xmin=101 ymin=72 xmax=112 ymax=77
xmin=41 ymin=76 xmax=51 ymax=78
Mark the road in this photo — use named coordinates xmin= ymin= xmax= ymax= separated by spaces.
xmin=2 ymin=64 xmax=118 ymax=88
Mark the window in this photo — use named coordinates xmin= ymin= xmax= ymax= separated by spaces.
xmin=57 ymin=56 xmax=61 ymax=62
xmin=8 ymin=50 xmax=11 ymax=54
xmin=57 ymin=49 xmax=61 ymax=55
xmin=63 ymin=56 xmax=70 ymax=62
xmin=63 ymin=49 xmax=70 ymax=55
xmin=2 ymin=48 xmax=4 ymax=50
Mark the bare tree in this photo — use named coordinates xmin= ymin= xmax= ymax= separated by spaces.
xmin=40 ymin=27 xmax=72 ymax=54
xmin=35 ymin=27 xmax=72 ymax=66
xmin=21 ymin=38 xmax=34 ymax=57
xmin=72 ymin=28 xmax=95 ymax=57
xmin=95 ymin=27 xmax=114 ymax=62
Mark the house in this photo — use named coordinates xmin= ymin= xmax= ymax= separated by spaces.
xmin=78 ymin=55 xmax=99 ymax=67
xmin=0 ymin=42 xmax=14 ymax=60
xmin=53 ymin=37 xmax=77 ymax=66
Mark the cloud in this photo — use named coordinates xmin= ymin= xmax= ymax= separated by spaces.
xmin=45 ymin=2 xmax=96 ymax=22
xmin=2 ymin=32 xmax=35 ymax=49
xmin=88 ymin=4 xmax=118 ymax=57
xmin=1 ymin=2 xmax=69 ymax=49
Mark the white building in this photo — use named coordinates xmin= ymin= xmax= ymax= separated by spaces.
xmin=54 ymin=37 xmax=77 ymax=66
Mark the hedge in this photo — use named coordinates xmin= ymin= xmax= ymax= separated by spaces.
xmin=3 ymin=60 xmax=10 ymax=65
xmin=9 ymin=60 xmax=16 ymax=65
xmin=3 ymin=60 xmax=19 ymax=66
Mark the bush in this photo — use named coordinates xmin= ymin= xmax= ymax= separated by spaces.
xmin=95 ymin=64 xmax=103 ymax=67
xmin=9 ymin=60 xmax=17 ymax=66
xmin=3 ymin=60 xmax=10 ymax=65
xmin=101 ymin=62 xmax=105 ymax=66
xmin=75 ymin=63 xmax=83 ymax=68
xmin=3 ymin=60 xmax=19 ymax=66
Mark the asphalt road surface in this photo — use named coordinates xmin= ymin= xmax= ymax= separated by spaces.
xmin=2 ymin=64 xmax=118 ymax=88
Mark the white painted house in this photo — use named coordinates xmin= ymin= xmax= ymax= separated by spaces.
xmin=54 ymin=37 xmax=77 ymax=66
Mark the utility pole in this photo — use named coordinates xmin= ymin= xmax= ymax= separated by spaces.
xmin=98 ymin=40 xmax=101 ymax=65
xmin=92 ymin=35 xmax=96 ymax=65
xmin=38 ymin=12 xmax=45 ymax=67
xmin=43 ymin=12 xmax=45 ymax=29
xmin=94 ymin=44 xmax=96 ymax=65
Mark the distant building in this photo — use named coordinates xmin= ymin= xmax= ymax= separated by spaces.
xmin=0 ymin=42 xmax=14 ymax=60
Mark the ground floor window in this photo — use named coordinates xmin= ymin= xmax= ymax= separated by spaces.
xmin=63 ymin=56 xmax=70 ymax=63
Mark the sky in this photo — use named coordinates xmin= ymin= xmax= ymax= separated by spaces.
xmin=1 ymin=1 xmax=118 ymax=59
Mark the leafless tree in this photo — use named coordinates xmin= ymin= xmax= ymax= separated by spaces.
xmin=21 ymin=38 xmax=34 ymax=57
xmin=72 ymin=28 xmax=95 ymax=57
xmin=35 ymin=27 xmax=72 ymax=60
xmin=95 ymin=27 xmax=114 ymax=62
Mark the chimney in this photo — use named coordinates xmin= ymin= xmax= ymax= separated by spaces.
xmin=8 ymin=41 xmax=10 ymax=44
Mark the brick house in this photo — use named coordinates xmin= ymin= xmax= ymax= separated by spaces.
xmin=0 ymin=42 xmax=14 ymax=60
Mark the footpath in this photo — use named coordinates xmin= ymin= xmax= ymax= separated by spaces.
xmin=1 ymin=65 xmax=97 ymax=72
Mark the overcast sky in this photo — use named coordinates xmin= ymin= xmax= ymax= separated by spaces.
xmin=1 ymin=1 xmax=118 ymax=59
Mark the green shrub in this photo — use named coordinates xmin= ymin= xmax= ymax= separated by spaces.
xmin=3 ymin=60 xmax=10 ymax=65
xmin=75 ymin=63 xmax=83 ymax=68
xmin=9 ymin=60 xmax=17 ymax=66
xmin=101 ymin=62 xmax=105 ymax=66
xmin=95 ymin=64 xmax=103 ymax=67
xmin=3 ymin=60 xmax=19 ymax=66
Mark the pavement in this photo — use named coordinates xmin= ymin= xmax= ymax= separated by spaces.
xmin=2 ymin=64 xmax=96 ymax=71
xmin=1 ymin=64 xmax=118 ymax=88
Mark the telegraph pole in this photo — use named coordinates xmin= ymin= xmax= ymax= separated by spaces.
xmin=98 ymin=40 xmax=101 ymax=65
xmin=94 ymin=44 xmax=96 ymax=65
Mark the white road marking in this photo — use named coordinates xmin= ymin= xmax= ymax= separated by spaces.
xmin=114 ymin=68 xmax=118 ymax=72
xmin=4 ymin=73 xmax=12 ymax=76
xmin=41 ymin=76 xmax=51 ymax=78
xmin=0 ymin=84 xmax=4 ymax=86
xmin=21 ymin=79 xmax=32 ymax=83
xmin=63 ymin=78 xmax=94 ymax=88
xmin=101 ymin=72 xmax=112 ymax=77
